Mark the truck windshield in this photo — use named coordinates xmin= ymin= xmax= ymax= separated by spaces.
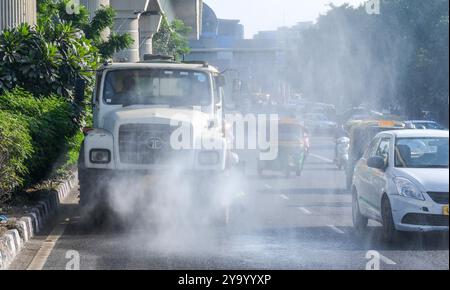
xmin=103 ymin=69 xmax=212 ymax=106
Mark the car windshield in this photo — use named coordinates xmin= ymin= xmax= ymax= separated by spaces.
xmin=103 ymin=69 xmax=212 ymax=106
xmin=395 ymin=137 xmax=449 ymax=168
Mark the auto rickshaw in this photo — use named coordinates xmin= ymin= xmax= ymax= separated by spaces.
xmin=257 ymin=118 xmax=307 ymax=177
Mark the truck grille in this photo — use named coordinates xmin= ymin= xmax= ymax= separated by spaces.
xmin=119 ymin=124 xmax=180 ymax=165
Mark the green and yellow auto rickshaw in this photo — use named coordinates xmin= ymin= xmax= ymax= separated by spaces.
xmin=257 ymin=118 xmax=307 ymax=177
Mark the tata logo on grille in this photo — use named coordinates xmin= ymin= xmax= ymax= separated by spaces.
xmin=146 ymin=137 xmax=162 ymax=150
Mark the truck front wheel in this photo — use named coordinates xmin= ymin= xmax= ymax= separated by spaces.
xmin=78 ymin=144 xmax=109 ymax=227
xmin=78 ymin=168 xmax=109 ymax=227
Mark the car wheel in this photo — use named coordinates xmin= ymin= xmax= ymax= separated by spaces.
xmin=381 ymin=196 xmax=400 ymax=243
xmin=352 ymin=189 xmax=368 ymax=232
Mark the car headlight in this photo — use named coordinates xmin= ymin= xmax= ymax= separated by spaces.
xmin=198 ymin=151 xmax=220 ymax=165
xmin=90 ymin=149 xmax=111 ymax=164
xmin=393 ymin=177 xmax=425 ymax=200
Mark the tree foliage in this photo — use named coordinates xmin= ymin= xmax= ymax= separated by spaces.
xmin=0 ymin=0 xmax=134 ymax=101
xmin=288 ymin=0 xmax=449 ymax=124
xmin=0 ymin=22 xmax=98 ymax=100
xmin=38 ymin=0 xmax=134 ymax=60
xmin=153 ymin=16 xmax=192 ymax=60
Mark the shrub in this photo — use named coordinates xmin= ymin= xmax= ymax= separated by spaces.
xmin=0 ymin=88 xmax=78 ymax=192
xmin=0 ymin=111 xmax=33 ymax=203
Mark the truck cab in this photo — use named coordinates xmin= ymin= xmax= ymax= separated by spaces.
xmin=78 ymin=59 xmax=233 ymax=218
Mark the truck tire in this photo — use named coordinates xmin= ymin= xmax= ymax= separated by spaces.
xmin=77 ymin=143 xmax=108 ymax=228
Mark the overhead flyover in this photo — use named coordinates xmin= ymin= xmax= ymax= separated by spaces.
xmin=82 ymin=0 xmax=202 ymax=62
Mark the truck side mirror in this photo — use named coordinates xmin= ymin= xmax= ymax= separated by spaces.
xmin=216 ymin=75 xmax=226 ymax=87
xmin=74 ymin=78 xmax=86 ymax=104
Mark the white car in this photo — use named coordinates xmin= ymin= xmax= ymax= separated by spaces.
xmin=352 ymin=129 xmax=449 ymax=241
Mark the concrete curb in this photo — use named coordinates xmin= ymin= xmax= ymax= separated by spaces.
xmin=0 ymin=172 xmax=77 ymax=270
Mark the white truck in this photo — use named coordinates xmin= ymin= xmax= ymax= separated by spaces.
xmin=77 ymin=57 xmax=237 ymax=222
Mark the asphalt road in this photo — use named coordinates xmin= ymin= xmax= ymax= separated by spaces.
xmin=9 ymin=137 xmax=449 ymax=270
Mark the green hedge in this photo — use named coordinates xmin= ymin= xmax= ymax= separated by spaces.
xmin=0 ymin=111 xmax=33 ymax=202
xmin=0 ymin=88 xmax=78 ymax=202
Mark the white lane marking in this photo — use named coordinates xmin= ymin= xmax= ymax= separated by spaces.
xmin=380 ymin=254 xmax=397 ymax=265
xmin=279 ymin=194 xmax=290 ymax=200
xmin=27 ymin=218 xmax=69 ymax=270
xmin=310 ymin=153 xmax=334 ymax=163
xmin=264 ymin=184 xmax=272 ymax=189
xmin=298 ymin=207 xmax=312 ymax=215
xmin=327 ymin=225 xmax=345 ymax=234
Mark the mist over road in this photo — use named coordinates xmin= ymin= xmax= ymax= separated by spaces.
xmin=9 ymin=137 xmax=449 ymax=270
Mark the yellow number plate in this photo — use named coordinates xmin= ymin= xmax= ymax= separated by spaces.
xmin=443 ymin=205 xmax=449 ymax=216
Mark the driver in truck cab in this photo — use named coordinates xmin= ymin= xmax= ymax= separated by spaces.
xmin=116 ymin=75 xmax=137 ymax=101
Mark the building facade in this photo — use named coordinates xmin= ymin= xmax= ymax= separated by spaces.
xmin=186 ymin=3 xmax=290 ymax=108
xmin=187 ymin=5 xmax=313 ymax=107
xmin=0 ymin=0 xmax=36 ymax=31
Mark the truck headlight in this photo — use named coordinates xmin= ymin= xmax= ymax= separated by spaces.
xmin=90 ymin=149 xmax=111 ymax=164
xmin=198 ymin=151 xmax=220 ymax=165
xmin=393 ymin=177 xmax=425 ymax=200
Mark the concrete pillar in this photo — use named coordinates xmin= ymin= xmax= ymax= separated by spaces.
xmin=0 ymin=0 xmax=36 ymax=31
xmin=110 ymin=0 xmax=149 ymax=62
xmin=113 ymin=12 xmax=140 ymax=62
xmin=139 ymin=11 xmax=162 ymax=59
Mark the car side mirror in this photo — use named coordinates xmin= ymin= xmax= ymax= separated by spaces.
xmin=74 ymin=78 xmax=86 ymax=104
xmin=367 ymin=156 xmax=387 ymax=170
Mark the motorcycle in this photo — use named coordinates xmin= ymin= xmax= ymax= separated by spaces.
xmin=335 ymin=137 xmax=350 ymax=170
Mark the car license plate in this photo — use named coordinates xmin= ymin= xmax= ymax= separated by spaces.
xmin=443 ymin=205 xmax=449 ymax=216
